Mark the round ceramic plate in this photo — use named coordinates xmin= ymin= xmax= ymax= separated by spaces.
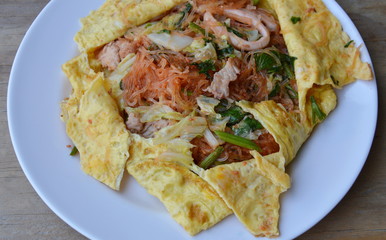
xmin=8 ymin=0 xmax=377 ymax=239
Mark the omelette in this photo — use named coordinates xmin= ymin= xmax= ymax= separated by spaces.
xmin=61 ymin=0 xmax=372 ymax=237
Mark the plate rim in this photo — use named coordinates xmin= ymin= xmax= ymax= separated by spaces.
xmin=7 ymin=0 xmax=378 ymax=239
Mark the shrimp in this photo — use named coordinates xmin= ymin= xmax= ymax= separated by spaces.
xmin=223 ymin=9 xmax=270 ymax=50
xmin=203 ymin=12 xmax=228 ymax=37
xmin=255 ymin=8 xmax=279 ymax=33
xmin=203 ymin=10 xmax=271 ymax=51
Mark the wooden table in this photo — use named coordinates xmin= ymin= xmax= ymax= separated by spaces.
xmin=1 ymin=0 xmax=385 ymax=239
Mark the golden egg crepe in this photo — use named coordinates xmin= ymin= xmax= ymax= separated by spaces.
xmin=61 ymin=0 xmax=373 ymax=237
xmin=62 ymin=76 xmax=130 ymax=190
xmin=269 ymin=0 xmax=372 ymax=127
xmin=201 ymin=151 xmax=290 ymax=237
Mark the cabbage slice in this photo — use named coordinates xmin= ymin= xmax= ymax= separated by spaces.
xmin=125 ymin=104 xmax=184 ymax=123
xmin=147 ymin=32 xmax=193 ymax=52
xmin=153 ymin=114 xmax=207 ymax=144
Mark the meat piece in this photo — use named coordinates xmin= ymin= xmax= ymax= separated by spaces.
xmin=116 ymin=38 xmax=142 ymax=60
xmin=205 ymin=58 xmax=240 ymax=99
xmin=142 ymin=119 xmax=170 ymax=138
xmin=125 ymin=113 xmax=143 ymax=134
xmin=97 ymin=38 xmax=143 ymax=71
xmin=97 ymin=42 xmax=121 ymax=71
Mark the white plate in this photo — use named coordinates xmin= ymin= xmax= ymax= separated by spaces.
xmin=8 ymin=0 xmax=377 ymax=239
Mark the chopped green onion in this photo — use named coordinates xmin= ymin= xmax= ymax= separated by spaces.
xmin=344 ymin=40 xmax=354 ymax=48
xmin=285 ymin=84 xmax=298 ymax=99
xmin=70 ymin=146 xmax=78 ymax=156
xmin=214 ymin=131 xmax=261 ymax=151
xmin=310 ymin=96 xmax=326 ymax=124
xmin=144 ymin=23 xmax=153 ymax=28
xmin=158 ymin=29 xmax=171 ymax=34
xmin=189 ymin=22 xmax=216 ymax=39
xmin=199 ymin=146 xmax=224 ymax=169
xmin=291 ymin=16 xmax=301 ymax=24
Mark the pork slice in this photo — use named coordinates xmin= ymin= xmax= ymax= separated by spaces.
xmin=97 ymin=42 xmax=121 ymax=71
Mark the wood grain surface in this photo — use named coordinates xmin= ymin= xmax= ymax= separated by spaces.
xmin=1 ymin=0 xmax=385 ymax=239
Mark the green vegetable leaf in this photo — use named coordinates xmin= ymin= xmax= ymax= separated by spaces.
xmin=255 ymin=52 xmax=277 ymax=71
xmin=251 ymin=0 xmax=260 ymax=6
xmin=144 ymin=23 xmax=154 ymax=28
xmin=217 ymin=105 xmax=246 ymax=126
xmin=192 ymin=60 xmax=216 ymax=79
xmin=70 ymin=146 xmax=78 ymax=156
xmin=214 ymin=131 xmax=261 ymax=151
xmin=310 ymin=96 xmax=326 ymax=124
xmin=199 ymin=146 xmax=224 ymax=169
xmin=285 ymin=84 xmax=298 ymax=99
xmin=291 ymin=16 xmax=301 ymax=24
xmin=226 ymin=26 xmax=246 ymax=39
xmin=189 ymin=22 xmax=216 ymax=39
xmin=269 ymin=82 xmax=281 ymax=98
xmin=119 ymin=80 xmax=124 ymax=90
xmin=158 ymin=29 xmax=171 ymax=34
xmin=276 ymin=51 xmax=297 ymax=79
xmin=181 ymin=88 xmax=193 ymax=96
xmin=344 ymin=40 xmax=354 ymax=48
xmin=255 ymin=51 xmax=297 ymax=80
xmin=176 ymin=3 xmax=193 ymax=28
xmin=214 ymin=99 xmax=229 ymax=113
xmin=217 ymin=44 xmax=235 ymax=59
xmin=233 ymin=116 xmax=263 ymax=137
xmin=244 ymin=117 xmax=263 ymax=131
